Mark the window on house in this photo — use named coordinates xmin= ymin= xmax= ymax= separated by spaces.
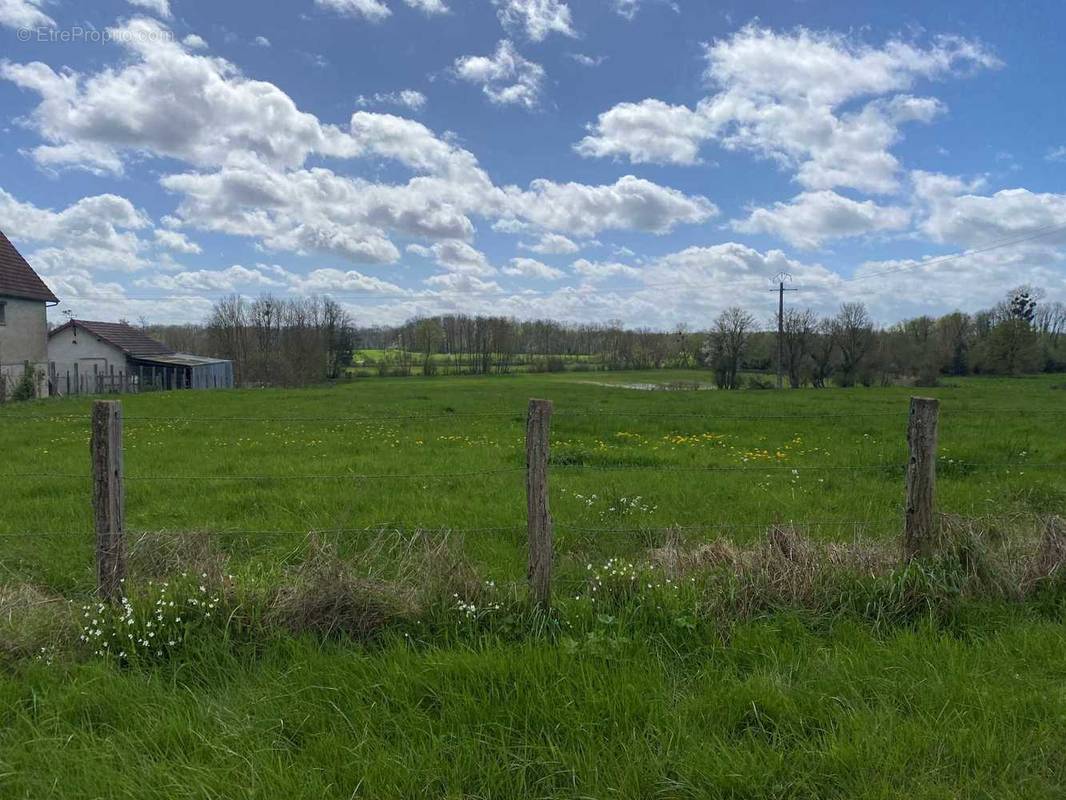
xmin=0 ymin=301 xmax=6 ymax=326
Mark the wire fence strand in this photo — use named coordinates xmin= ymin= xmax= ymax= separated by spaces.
xmin=1 ymin=461 xmax=1063 ymax=484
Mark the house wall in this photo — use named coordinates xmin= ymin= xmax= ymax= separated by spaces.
xmin=47 ymin=327 xmax=129 ymax=394
xmin=0 ymin=295 xmax=50 ymax=398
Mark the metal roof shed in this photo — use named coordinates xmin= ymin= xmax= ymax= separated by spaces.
xmin=132 ymin=353 xmax=234 ymax=390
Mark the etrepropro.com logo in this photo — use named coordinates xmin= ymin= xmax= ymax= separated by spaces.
xmin=16 ymin=26 xmax=174 ymax=44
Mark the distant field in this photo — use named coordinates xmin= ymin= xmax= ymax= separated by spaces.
xmin=349 ymin=348 xmax=603 ymax=375
xmin=1 ymin=372 xmax=1065 ymax=798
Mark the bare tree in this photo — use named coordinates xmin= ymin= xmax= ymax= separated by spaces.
xmin=833 ymin=303 xmax=874 ymax=387
xmin=810 ymin=318 xmax=836 ymax=388
xmin=707 ymin=306 xmax=756 ymax=389
xmin=780 ymin=308 xmax=816 ymax=388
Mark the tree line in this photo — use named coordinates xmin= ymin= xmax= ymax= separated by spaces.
xmin=142 ymin=286 xmax=1064 ymax=388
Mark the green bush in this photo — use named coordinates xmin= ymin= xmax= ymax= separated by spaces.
xmin=10 ymin=365 xmax=39 ymax=402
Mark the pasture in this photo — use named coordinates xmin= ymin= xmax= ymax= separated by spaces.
xmin=1 ymin=371 xmax=1066 ymax=798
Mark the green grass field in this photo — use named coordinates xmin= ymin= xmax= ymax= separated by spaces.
xmin=1 ymin=372 xmax=1065 ymax=798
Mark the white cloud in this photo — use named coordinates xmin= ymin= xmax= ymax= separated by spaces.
xmin=577 ymin=26 xmax=998 ymax=193
xmin=522 ymin=232 xmax=579 ymax=254
xmin=297 ymin=268 xmax=406 ymax=294
xmin=568 ymin=53 xmax=605 ymax=67
xmin=0 ymin=188 xmax=155 ymax=273
xmin=402 ymin=0 xmax=448 ymax=13
xmin=1 ymin=18 xmax=720 ymax=272
xmin=849 ymin=244 xmax=1066 ymax=321
xmin=913 ymin=171 xmax=1066 ymax=248
xmin=253 ymin=35 xmax=272 ymax=47
xmin=423 ymin=273 xmax=502 ymax=293
xmin=154 ymin=228 xmax=202 ymax=254
xmin=409 ymin=239 xmax=496 ymax=277
xmin=128 ymin=0 xmax=173 ymax=18
xmin=503 ymin=257 xmax=564 ymax=280
xmin=135 ymin=265 xmax=289 ymax=292
xmin=576 ymin=99 xmax=714 ymax=165
xmin=315 ymin=0 xmax=391 ymax=21
xmin=510 ymin=175 xmax=717 ymax=237
xmin=493 ymin=0 xmax=575 ymax=41
xmin=732 ymin=190 xmax=911 ymax=249
xmin=609 ymin=0 xmax=676 ymax=20
xmin=454 ymin=40 xmax=545 ymax=109
xmin=1045 ymin=146 xmax=1066 ymax=163
xmin=182 ymin=34 xmax=208 ymax=49
xmin=356 ymin=89 xmax=427 ymax=110
xmin=1 ymin=18 xmax=363 ymax=173
xmin=0 ymin=0 xmax=53 ymax=28
xmin=572 ymin=258 xmax=639 ymax=280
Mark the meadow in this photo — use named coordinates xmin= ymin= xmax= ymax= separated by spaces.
xmin=1 ymin=371 xmax=1065 ymax=798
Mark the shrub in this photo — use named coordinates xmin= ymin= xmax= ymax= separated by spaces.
xmin=746 ymin=375 xmax=776 ymax=390
xmin=11 ymin=364 xmax=39 ymax=402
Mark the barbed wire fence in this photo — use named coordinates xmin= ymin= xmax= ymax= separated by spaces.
xmin=2 ymin=397 xmax=1064 ymax=605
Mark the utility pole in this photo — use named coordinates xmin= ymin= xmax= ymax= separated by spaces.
xmin=771 ymin=273 xmax=796 ymax=389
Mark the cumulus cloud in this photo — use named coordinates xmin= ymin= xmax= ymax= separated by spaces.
xmin=253 ymin=35 xmax=272 ymax=47
xmin=503 ymin=257 xmax=565 ymax=280
xmin=493 ymin=0 xmax=575 ymax=41
xmin=356 ymin=89 xmax=427 ymax=110
xmin=912 ymin=171 xmax=1066 ymax=248
xmin=134 ymin=264 xmax=290 ymax=292
xmin=576 ymin=98 xmax=714 ymax=165
xmin=127 ymin=0 xmax=172 ymax=18
xmin=297 ymin=268 xmax=407 ymax=294
xmin=510 ymin=175 xmax=717 ymax=237
xmin=409 ymin=239 xmax=496 ymax=277
xmin=568 ymin=53 xmax=605 ymax=67
xmin=849 ymin=244 xmax=1066 ymax=321
xmin=154 ymin=229 xmax=202 ymax=254
xmin=316 ymin=0 xmax=447 ymax=18
xmin=732 ymin=190 xmax=911 ymax=249
xmin=577 ymin=25 xmax=998 ymax=193
xmin=522 ymin=232 xmax=579 ymax=254
xmin=0 ymin=188 xmax=156 ymax=273
xmin=423 ymin=272 xmax=502 ymax=293
xmin=572 ymin=258 xmax=640 ymax=280
xmin=1 ymin=18 xmax=363 ymax=173
xmin=403 ymin=0 xmax=448 ymax=13
xmin=315 ymin=0 xmax=391 ymax=21
xmin=1 ymin=17 xmax=727 ymax=286
xmin=0 ymin=0 xmax=54 ymax=28
xmin=610 ymin=0 xmax=676 ymax=20
xmin=454 ymin=40 xmax=544 ymax=109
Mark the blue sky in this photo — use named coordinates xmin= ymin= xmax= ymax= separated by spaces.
xmin=1 ymin=0 xmax=1064 ymax=327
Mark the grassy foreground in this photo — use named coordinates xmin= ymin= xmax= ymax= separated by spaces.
xmin=4 ymin=617 xmax=1066 ymax=799
xmin=1 ymin=371 xmax=1065 ymax=798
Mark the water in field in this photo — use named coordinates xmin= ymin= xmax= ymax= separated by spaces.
xmin=575 ymin=379 xmax=716 ymax=391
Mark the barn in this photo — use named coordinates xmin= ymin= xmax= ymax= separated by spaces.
xmin=48 ymin=319 xmax=234 ymax=394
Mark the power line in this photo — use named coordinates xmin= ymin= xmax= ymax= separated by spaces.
xmin=836 ymin=222 xmax=1066 ymax=285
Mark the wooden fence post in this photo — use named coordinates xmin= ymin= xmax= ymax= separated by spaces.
xmin=526 ymin=399 xmax=554 ymax=609
xmin=91 ymin=400 xmax=126 ymax=601
xmin=903 ymin=396 xmax=939 ymax=560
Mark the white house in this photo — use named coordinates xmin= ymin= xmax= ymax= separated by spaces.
xmin=0 ymin=229 xmax=58 ymax=398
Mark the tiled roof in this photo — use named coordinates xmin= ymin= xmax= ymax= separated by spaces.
xmin=0 ymin=229 xmax=59 ymax=303
xmin=50 ymin=320 xmax=175 ymax=358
